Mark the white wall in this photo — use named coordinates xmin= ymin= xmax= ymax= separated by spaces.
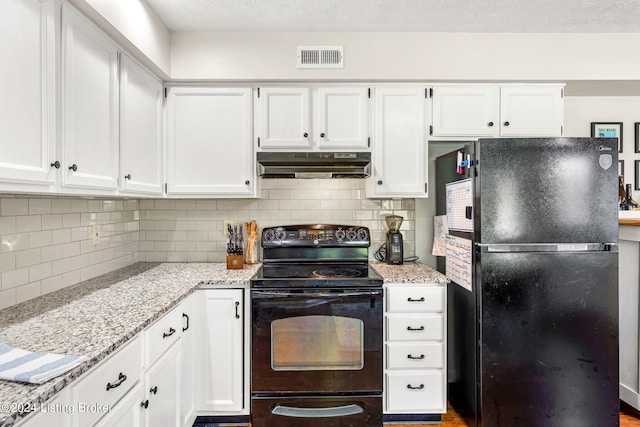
xmin=69 ymin=0 xmax=171 ymax=78
xmin=564 ymin=96 xmax=640 ymax=200
xmin=170 ymin=32 xmax=640 ymax=81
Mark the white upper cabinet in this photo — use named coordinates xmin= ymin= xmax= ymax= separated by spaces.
xmin=369 ymin=87 xmax=429 ymax=198
xmin=431 ymin=85 xmax=500 ymax=137
xmin=166 ymin=87 xmax=255 ymax=197
xmin=61 ymin=4 xmax=119 ymax=192
xmin=119 ymin=54 xmax=163 ymax=195
xmin=257 ymin=86 xmax=369 ymax=151
xmin=500 ymin=85 xmax=564 ymax=136
xmin=431 ymin=84 xmax=564 ymax=139
xmin=0 ymin=0 xmax=57 ymax=187
xmin=258 ymin=87 xmax=311 ymax=149
xmin=316 ymin=87 xmax=369 ymax=149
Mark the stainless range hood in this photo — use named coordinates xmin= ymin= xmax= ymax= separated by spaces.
xmin=257 ymin=152 xmax=371 ymax=178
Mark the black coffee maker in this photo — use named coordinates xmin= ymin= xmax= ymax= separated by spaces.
xmin=385 ymin=215 xmax=404 ymax=264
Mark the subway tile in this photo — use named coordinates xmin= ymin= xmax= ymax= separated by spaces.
xmin=237 ymin=200 xmax=260 ymax=210
xmin=195 ymin=200 xmax=217 ymax=210
xmin=187 ymin=252 xmax=208 ymax=262
xmin=176 ymin=220 xmax=196 ymax=231
xmin=196 ymin=242 xmax=217 ymax=252
xmin=196 ymin=221 xmax=217 ymax=231
xmin=248 ymin=210 xmax=271 ymax=220
xmin=187 ymin=231 xmax=209 ymax=241
xmin=258 ymin=179 xmax=278 ymax=189
xmin=0 ymin=288 xmax=16 ymax=310
xmin=72 ymin=226 xmax=90 ymax=242
xmin=87 ymin=200 xmax=102 ymax=212
xmin=62 ymin=213 xmax=81 ymax=228
xmin=30 ymin=262 xmax=52 ymax=282
xmin=146 ymin=231 xmax=168 ymax=241
xmin=29 ymin=199 xmax=52 ymax=215
xmin=139 ymin=199 xmax=155 ymax=210
xmin=329 ymin=189 xmax=354 ymax=200
xmin=62 ymin=270 xmax=81 ymax=287
xmin=0 ymin=253 xmax=16 ymax=273
xmin=0 ymin=217 xmax=16 ymax=234
xmin=207 ymin=252 xmax=225 ymax=262
xmin=51 ymin=199 xmax=72 ymax=214
xmin=42 ymin=214 xmax=63 ymax=230
xmin=42 ymin=245 xmax=63 ymax=262
xmin=2 ymin=234 xmax=29 ymax=253
xmin=217 ymin=200 xmax=239 ymax=210
xmin=16 ymin=281 xmax=42 ymax=303
xmin=167 ymin=252 xmax=188 ymax=262
xmin=187 ymin=210 xmax=209 ymax=220
xmin=2 ymin=199 xmax=29 ymax=216
xmin=124 ymin=199 xmax=138 ymax=211
xmin=71 ymin=199 xmax=89 ymax=213
xmin=16 ymin=216 xmax=42 ymax=232
xmin=62 ymin=242 xmax=81 ymax=258
xmin=145 ymin=252 xmax=167 ymax=262
xmin=155 ymin=200 xmax=177 ymax=210
xmin=165 ymin=210 xmax=188 ymax=220
xmin=320 ymin=200 xmax=341 ymax=210
xmin=279 ymin=200 xmax=300 ymax=210
xmin=16 ymin=248 xmax=42 ymax=268
xmin=266 ymin=189 xmax=290 ymax=200
xmin=51 ymin=228 xmax=72 ymax=244
xmin=176 ymin=242 xmax=196 ymax=252
xmin=155 ymin=241 xmax=176 ymax=252
xmin=175 ymin=200 xmax=197 ymax=210
xmin=258 ymin=199 xmax=279 ymax=210
xmin=355 ymin=210 xmax=374 ymax=220
xmin=109 ymin=212 xmax=122 ymax=222
xmin=114 ymin=200 xmax=124 ymax=211
xmin=167 ymin=231 xmax=190 ymax=241
xmin=2 ymin=267 xmax=29 ymax=289
xmin=102 ymin=200 xmax=116 ymax=212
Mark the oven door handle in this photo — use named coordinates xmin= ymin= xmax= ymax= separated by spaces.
xmin=271 ymin=403 xmax=364 ymax=418
xmin=252 ymin=290 xmax=381 ymax=298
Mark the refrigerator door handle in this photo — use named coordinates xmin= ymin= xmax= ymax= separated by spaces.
xmin=476 ymin=243 xmax=618 ymax=253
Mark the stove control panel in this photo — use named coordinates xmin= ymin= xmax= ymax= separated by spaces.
xmin=262 ymin=224 xmax=371 ymax=247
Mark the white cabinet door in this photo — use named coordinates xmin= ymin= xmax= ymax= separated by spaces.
xmin=431 ymin=85 xmax=499 ymax=137
xmin=257 ymin=87 xmax=310 ymax=149
xmin=179 ymin=295 xmax=196 ymax=427
xmin=166 ymin=87 xmax=255 ymax=197
xmin=94 ymin=383 xmax=144 ymax=427
xmin=369 ymin=87 xmax=429 ymax=198
xmin=61 ymin=4 xmax=119 ymax=191
xmin=316 ymin=87 xmax=369 ymax=149
xmin=500 ymin=85 xmax=564 ymax=137
xmin=143 ymin=341 xmax=180 ymax=427
xmin=197 ymin=289 xmax=244 ymax=413
xmin=0 ymin=0 xmax=56 ymax=187
xmin=119 ymin=54 xmax=163 ymax=195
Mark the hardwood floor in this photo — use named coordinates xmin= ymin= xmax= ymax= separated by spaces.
xmin=389 ymin=401 xmax=640 ymax=427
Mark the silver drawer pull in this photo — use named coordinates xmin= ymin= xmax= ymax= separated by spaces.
xmin=407 ymin=383 xmax=425 ymax=390
xmin=407 ymin=326 xmax=425 ymax=331
xmin=407 ymin=354 xmax=425 ymax=360
xmin=407 ymin=297 xmax=425 ymax=302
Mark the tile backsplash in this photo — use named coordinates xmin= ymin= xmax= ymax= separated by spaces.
xmin=0 ymin=179 xmax=414 ymax=309
xmin=139 ymin=179 xmax=415 ymax=263
xmin=0 ymin=197 xmax=140 ymax=310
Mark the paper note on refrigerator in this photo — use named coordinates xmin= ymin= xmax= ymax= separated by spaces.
xmin=432 ymin=215 xmax=448 ymax=256
xmin=446 ymin=235 xmax=472 ymax=292
xmin=446 ymin=179 xmax=473 ymax=232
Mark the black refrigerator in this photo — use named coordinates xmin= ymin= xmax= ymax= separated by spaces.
xmin=435 ymin=138 xmax=619 ymax=427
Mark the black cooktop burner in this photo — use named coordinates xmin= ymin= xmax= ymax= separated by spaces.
xmin=253 ymin=262 xmax=382 ymax=288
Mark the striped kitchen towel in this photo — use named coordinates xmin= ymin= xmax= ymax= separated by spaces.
xmin=0 ymin=343 xmax=88 ymax=384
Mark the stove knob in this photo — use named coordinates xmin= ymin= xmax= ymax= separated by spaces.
xmin=357 ymin=228 xmax=368 ymax=241
xmin=275 ymin=228 xmax=286 ymax=241
xmin=346 ymin=228 xmax=356 ymax=241
xmin=263 ymin=229 xmax=275 ymax=242
xmin=335 ymin=228 xmax=346 ymax=241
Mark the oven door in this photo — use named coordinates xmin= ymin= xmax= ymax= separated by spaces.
xmin=251 ymin=288 xmax=383 ymax=395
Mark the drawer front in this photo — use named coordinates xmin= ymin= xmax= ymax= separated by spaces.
xmin=71 ymin=335 xmax=142 ymax=427
xmin=386 ymin=342 xmax=443 ymax=369
xmin=386 ymin=371 xmax=445 ymax=413
xmin=386 ymin=315 xmax=443 ymax=341
xmin=145 ymin=306 xmax=183 ymax=367
xmin=386 ymin=286 xmax=444 ymax=313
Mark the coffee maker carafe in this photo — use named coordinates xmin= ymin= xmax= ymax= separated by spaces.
xmin=385 ymin=215 xmax=404 ymax=265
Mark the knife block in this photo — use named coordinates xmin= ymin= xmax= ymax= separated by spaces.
xmin=226 ymin=255 xmax=244 ymax=269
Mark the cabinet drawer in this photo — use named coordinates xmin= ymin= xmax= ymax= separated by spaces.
xmin=386 ymin=286 xmax=444 ymax=313
xmin=386 ymin=315 xmax=443 ymax=341
xmin=385 ymin=371 xmax=445 ymax=413
xmin=145 ymin=306 xmax=183 ymax=368
xmin=386 ymin=342 xmax=443 ymax=369
xmin=71 ymin=335 xmax=142 ymax=427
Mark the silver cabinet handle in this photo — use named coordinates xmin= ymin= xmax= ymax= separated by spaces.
xmin=272 ymin=404 xmax=363 ymax=418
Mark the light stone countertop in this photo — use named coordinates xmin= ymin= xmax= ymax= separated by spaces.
xmin=371 ymin=262 xmax=449 ymax=284
xmin=0 ymin=261 xmax=443 ymax=426
xmin=0 ymin=262 xmax=259 ymax=427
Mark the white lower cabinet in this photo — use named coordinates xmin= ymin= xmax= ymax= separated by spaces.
xmin=179 ymin=295 xmax=197 ymax=427
xmin=195 ymin=289 xmax=245 ymax=414
xmin=384 ymin=284 xmax=447 ymax=417
xmin=17 ymin=387 xmax=71 ymax=427
xmin=142 ymin=341 xmax=180 ymax=427
xmin=94 ymin=383 xmax=144 ymax=427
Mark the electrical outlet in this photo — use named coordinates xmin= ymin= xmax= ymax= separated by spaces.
xmin=223 ymin=220 xmax=234 ymax=235
xmin=92 ymin=224 xmax=101 ymax=245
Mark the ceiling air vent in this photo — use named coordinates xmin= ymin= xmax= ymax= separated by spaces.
xmin=296 ymin=46 xmax=344 ymax=69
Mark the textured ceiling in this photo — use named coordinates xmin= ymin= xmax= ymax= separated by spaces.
xmin=144 ymin=0 xmax=640 ymax=32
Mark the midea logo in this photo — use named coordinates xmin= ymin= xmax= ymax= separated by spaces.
xmin=599 ymin=145 xmax=613 ymax=151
